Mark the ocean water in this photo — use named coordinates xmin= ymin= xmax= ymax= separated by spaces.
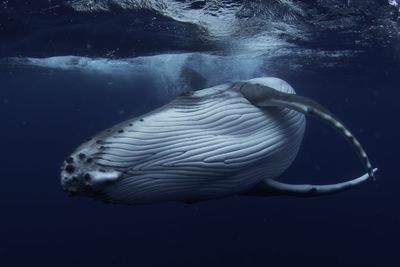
xmin=1 ymin=1 xmax=399 ymax=266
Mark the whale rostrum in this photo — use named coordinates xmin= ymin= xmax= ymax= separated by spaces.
xmin=60 ymin=77 xmax=376 ymax=204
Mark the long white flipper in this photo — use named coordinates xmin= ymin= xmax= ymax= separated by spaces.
xmin=245 ymin=169 xmax=377 ymax=197
xmin=236 ymin=82 xmax=376 ymax=197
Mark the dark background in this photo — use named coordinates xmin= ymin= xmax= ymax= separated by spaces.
xmin=1 ymin=1 xmax=400 ymax=267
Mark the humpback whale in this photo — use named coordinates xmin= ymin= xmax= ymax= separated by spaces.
xmin=60 ymin=77 xmax=376 ymax=205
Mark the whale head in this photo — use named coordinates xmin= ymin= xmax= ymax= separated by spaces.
xmin=61 ymin=140 xmax=123 ymax=201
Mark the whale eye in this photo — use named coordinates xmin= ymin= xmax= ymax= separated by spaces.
xmin=84 ymin=173 xmax=91 ymax=181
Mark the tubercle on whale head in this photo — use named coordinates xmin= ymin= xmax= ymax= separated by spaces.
xmin=60 ymin=120 xmax=133 ymax=198
xmin=60 ymin=151 xmax=95 ymax=197
xmin=60 ymin=148 xmax=122 ymax=198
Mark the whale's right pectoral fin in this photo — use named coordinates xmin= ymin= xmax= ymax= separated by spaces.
xmin=180 ymin=67 xmax=207 ymax=93
xmin=243 ymin=168 xmax=377 ymax=197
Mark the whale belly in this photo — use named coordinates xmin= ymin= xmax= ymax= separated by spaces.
xmin=90 ymin=85 xmax=305 ymax=204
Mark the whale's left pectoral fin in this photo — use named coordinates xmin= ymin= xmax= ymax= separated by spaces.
xmin=244 ymin=168 xmax=377 ymax=197
xmin=235 ymin=80 xmax=377 ymax=197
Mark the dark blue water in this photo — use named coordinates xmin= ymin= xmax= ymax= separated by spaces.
xmin=1 ymin=1 xmax=400 ymax=266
